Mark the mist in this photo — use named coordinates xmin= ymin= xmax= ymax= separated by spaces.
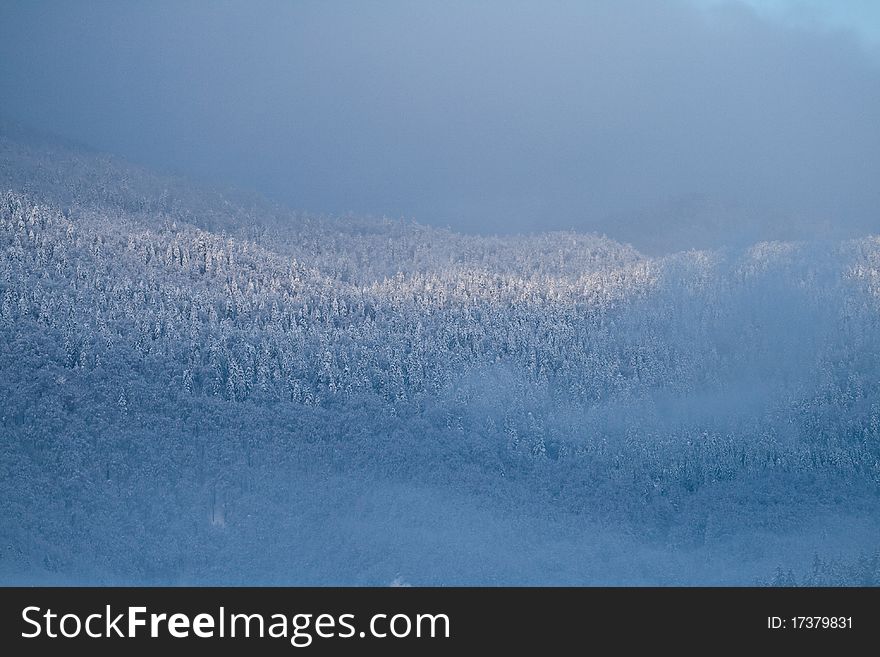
xmin=1 ymin=0 xmax=878 ymax=250
xmin=3 ymin=2 xmax=880 ymax=588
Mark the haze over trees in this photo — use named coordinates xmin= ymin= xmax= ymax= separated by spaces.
xmin=1 ymin=125 xmax=879 ymax=584
xmin=2 ymin=0 xmax=879 ymax=586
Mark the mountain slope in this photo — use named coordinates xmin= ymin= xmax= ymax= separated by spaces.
xmin=1 ymin=126 xmax=879 ymax=584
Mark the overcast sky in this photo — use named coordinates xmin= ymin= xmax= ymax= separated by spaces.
xmin=1 ymin=0 xmax=878 ymax=243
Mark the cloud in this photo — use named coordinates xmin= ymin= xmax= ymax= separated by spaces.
xmin=0 ymin=1 xmax=878 ymax=249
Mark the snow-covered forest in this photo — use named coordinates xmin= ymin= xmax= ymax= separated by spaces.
xmin=1 ymin=125 xmax=879 ymax=585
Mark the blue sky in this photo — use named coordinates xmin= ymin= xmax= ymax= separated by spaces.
xmin=692 ymin=0 xmax=880 ymax=49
